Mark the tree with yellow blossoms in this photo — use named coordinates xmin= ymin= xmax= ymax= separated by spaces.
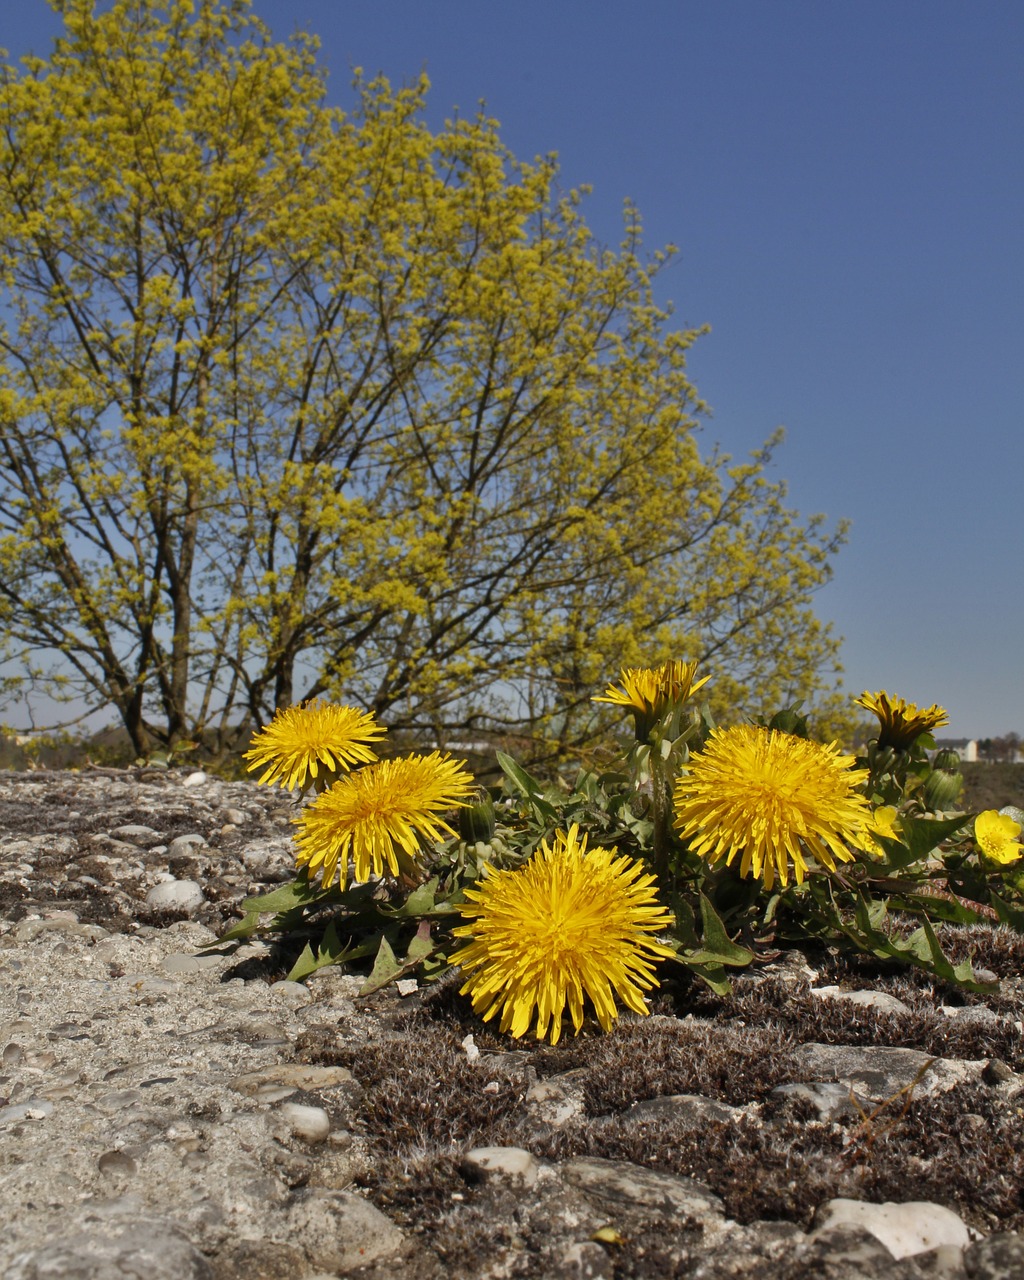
xmin=0 ymin=0 xmax=846 ymax=760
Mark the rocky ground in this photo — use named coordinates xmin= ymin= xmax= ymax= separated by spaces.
xmin=3 ymin=766 xmax=1024 ymax=1279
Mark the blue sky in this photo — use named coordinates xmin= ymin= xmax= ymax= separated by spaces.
xmin=5 ymin=1 xmax=1023 ymax=738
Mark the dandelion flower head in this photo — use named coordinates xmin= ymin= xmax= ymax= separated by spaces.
xmin=243 ymin=700 xmax=386 ymax=791
xmin=452 ymin=824 xmax=675 ymax=1046
xmin=975 ymin=810 xmax=1023 ymax=865
xmin=294 ymin=751 xmax=475 ymax=887
xmin=855 ymin=691 xmax=949 ymax=751
xmin=593 ymin=659 xmax=710 ymax=715
xmin=673 ymin=725 xmax=874 ymax=890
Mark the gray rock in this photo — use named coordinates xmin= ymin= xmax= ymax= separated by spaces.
xmin=965 ymin=1232 xmax=1024 ymax=1278
xmin=0 ymin=1098 xmax=53 ymax=1128
xmin=811 ymin=985 xmax=914 ymax=1016
xmin=276 ymin=1101 xmax=331 ymax=1143
xmin=788 ymin=1224 xmax=928 ymax=1280
xmin=286 ymin=1189 xmax=406 ymax=1272
xmin=561 ymin=1156 xmax=725 ymax=1225
xmin=167 ymin=834 xmax=208 ymax=855
xmin=549 ymin=1240 xmax=615 ymax=1278
xmin=526 ymin=1068 xmax=588 ymax=1126
xmin=7 ymin=1214 xmax=212 ymax=1280
xmin=789 ymin=1042 xmax=985 ymax=1100
xmin=771 ymin=1080 xmax=871 ymax=1120
xmin=623 ymin=1092 xmax=742 ymax=1126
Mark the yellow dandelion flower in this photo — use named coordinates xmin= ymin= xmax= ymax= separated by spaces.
xmin=593 ymin=659 xmax=710 ymax=714
xmin=243 ymin=700 xmax=386 ymax=791
xmin=294 ymin=752 xmax=475 ymax=887
xmin=451 ymin=824 xmax=676 ymax=1046
xmin=855 ymin=690 xmax=949 ymax=750
xmin=673 ymin=725 xmax=874 ymax=890
xmin=975 ymin=810 xmax=1023 ymax=865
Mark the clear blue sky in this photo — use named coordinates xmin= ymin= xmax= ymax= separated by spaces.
xmin=5 ymin=1 xmax=1023 ymax=739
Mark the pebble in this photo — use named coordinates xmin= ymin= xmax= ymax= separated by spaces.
xmin=144 ymin=880 xmax=204 ymax=913
xmin=463 ymin=1146 xmax=540 ymax=1187
xmin=810 ymin=985 xmax=914 ymax=1016
xmin=110 ymin=824 xmax=165 ymax=847
xmin=277 ymin=1101 xmax=331 ymax=1143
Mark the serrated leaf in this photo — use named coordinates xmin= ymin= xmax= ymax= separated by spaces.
xmin=496 ymin=751 xmax=559 ymax=821
xmin=406 ymin=919 xmax=434 ymax=960
xmin=359 ymin=933 xmax=400 ymax=995
xmin=286 ymin=920 xmax=354 ymax=982
xmin=239 ymin=874 xmax=335 ymax=916
xmin=840 ymin=892 xmax=997 ymax=992
xmin=887 ymin=891 xmax=985 ymax=926
xmin=892 ymin=814 xmax=972 ymax=865
xmin=358 ymin=925 xmax=439 ymax=997
xmin=696 ymin=892 xmax=754 ymax=967
xmin=387 ymin=877 xmax=439 ymax=918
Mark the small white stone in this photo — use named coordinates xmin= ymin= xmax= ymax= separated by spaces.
xmin=268 ymin=980 xmax=312 ymax=1008
xmin=278 ymin=1102 xmax=331 ymax=1143
xmin=144 ymin=879 xmax=204 ymax=913
xmin=463 ymin=1146 xmax=539 ymax=1187
xmin=396 ymin=978 xmax=419 ymax=997
xmin=167 ymin=834 xmax=207 ymax=854
xmin=461 ymin=1033 xmax=480 ymax=1062
xmin=812 ymin=1197 xmax=973 ymax=1259
xmin=810 ymin=986 xmax=912 ymax=1016
xmin=183 ymin=770 xmax=208 ymax=787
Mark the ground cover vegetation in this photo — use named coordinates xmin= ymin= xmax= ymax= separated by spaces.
xmin=0 ymin=0 xmax=847 ymax=763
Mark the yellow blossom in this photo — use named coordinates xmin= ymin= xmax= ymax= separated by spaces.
xmin=593 ymin=659 xmax=710 ymax=719
xmin=243 ymin=700 xmax=385 ymax=791
xmin=855 ymin=691 xmax=949 ymax=751
xmin=975 ymin=810 xmax=1023 ymax=865
xmin=294 ymin=752 xmax=475 ymax=886
xmin=673 ymin=725 xmax=874 ymax=890
xmin=451 ymin=824 xmax=675 ymax=1045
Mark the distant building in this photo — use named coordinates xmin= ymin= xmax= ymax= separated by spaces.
xmin=935 ymin=738 xmax=978 ymax=763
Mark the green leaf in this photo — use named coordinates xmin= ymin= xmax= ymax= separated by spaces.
xmin=886 ymin=892 xmax=986 ymax=927
xmin=835 ymin=891 xmax=997 ymax=993
xmin=286 ymin=920 xmax=353 ymax=982
xmin=990 ymin=891 xmax=1024 ymax=932
xmin=670 ymin=954 xmax=732 ymax=996
xmin=406 ymin=919 xmax=434 ymax=961
xmin=358 ymin=923 xmax=439 ymax=997
xmin=380 ymin=876 xmax=457 ymax=919
xmin=204 ymin=910 xmax=262 ymax=947
xmin=888 ymin=814 xmax=972 ymax=867
xmin=496 ymin=751 xmax=559 ymax=821
xmin=695 ymin=892 xmax=755 ymax=967
xmin=359 ymin=933 xmax=401 ymax=995
xmin=239 ymin=873 xmax=337 ymax=916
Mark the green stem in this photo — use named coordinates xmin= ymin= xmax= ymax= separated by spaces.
xmin=650 ymin=750 xmax=672 ymax=887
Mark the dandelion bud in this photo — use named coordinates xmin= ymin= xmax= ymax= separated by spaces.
xmin=459 ymin=795 xmax=496 ymax=844
xmin=924 ymin=760 xmax=963 ymax=812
